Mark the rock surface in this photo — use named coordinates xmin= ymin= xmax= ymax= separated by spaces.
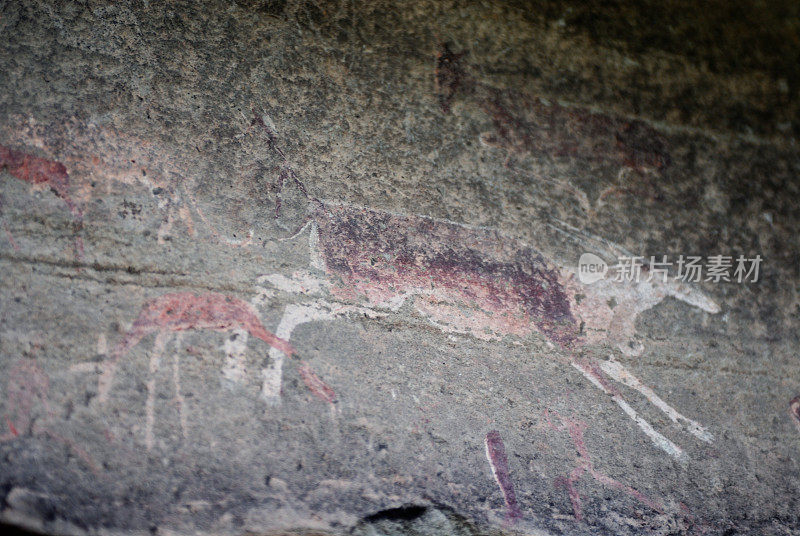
xmin=1 ymin=1 xmax=799 ymax=535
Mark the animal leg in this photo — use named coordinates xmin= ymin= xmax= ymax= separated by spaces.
xmin=572 ymin=359 xmax=685 ymax=460
xmin=145 ymin=331 xmax=168 ymax=450
xmin=172 ymin=333 xmax=188 ymax=442
xmin=599 ymin=357 xmax=713 ymax=442
xmin=261 ymin=302 xmax=339 ymax=405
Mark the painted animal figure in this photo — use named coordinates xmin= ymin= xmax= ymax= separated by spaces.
xmin=246 ymin=191 xmax=718 ymax=524
xmin=250 ymin=111 xmax=718 ymax=466
xmin=0 ymin=144 xmax=81 ymax=218
xmin=0 ymin=142 xmax=85 ymax=258
xmin=97 ymin=292 xmax=334 ymax=449
xmin=258 ymin=200 xmax=715 ymax=456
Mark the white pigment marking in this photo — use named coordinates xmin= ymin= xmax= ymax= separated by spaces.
xmin=572 ymin=362 xmax=685 ymax=461
xmin=600 ymin=358 xmax=713 ymax=442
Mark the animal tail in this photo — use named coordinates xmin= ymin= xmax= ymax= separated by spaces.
xmin=243 ymin=318 xmax=297 ymax=359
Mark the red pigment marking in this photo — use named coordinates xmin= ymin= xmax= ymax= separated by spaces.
xmin=5 ymin=418 xmax=18 ymax=437
xmin=112 ymin=292 xmax=296 ymax=360
xmin=485 ymin=430 xmax=522 ymax=522
xmin=298 ymin=363 xmax=337 ymax=405
xmin=789 ymin=395 xmax=800 ymax=432
xmin=315 ymin=204 xmax=579 ymax=347
xmin=544 ymin=410 xmax=663 ymax=521
xmin=0 ymin=144 xmax=81 ymax=217
xmin=434 ymin=43 xmax=468 ymax=113
xmin=554 ymin=473 xmax=584 ymax=521
xmin=573 ymin=358 xmax=622 ymax=397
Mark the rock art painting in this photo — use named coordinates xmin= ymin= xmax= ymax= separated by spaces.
xmin=0 ymin=144 xmax=82 ymax=218
xmin=0 ymin=142 xmax=85 ymax=258
xmin=256 ymin=199 xmax=716 ymax=463
xmin=7 ymin=111 xmax=722 ymax=526
xmin=97 ymin=292 xmax=334 ymax=448
xmin=178 ymin=118 xmax=723 ymax=522
xmin=484 ymin=430 xmax=522 ymax=524
xmin=0 ymin=118 xmax=196 ymax=248
xmin=253 ymin=114 xmax=717 ymax=465
xmin=543 ymin=410 xmax=663 ymax=522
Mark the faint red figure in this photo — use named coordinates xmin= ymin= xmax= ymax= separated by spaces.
xmin=1 ymin=358 xmax=98 ymax=473
xmin=543 ymin=409 xmax=663 ymax=521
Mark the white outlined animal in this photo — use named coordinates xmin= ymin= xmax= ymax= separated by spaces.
xmin=251 ymin=199 xmax=717 ymax=461
xmin=241 ymin=112 xmax=719 ymax=464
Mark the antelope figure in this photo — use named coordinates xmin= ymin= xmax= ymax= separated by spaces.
xmin=97 ymin=292 xmax=334 ymax=449
xmin=255 ymin=196 xmax=717 ymax=459
xmin=247 ymin=112 xmax=718 ymax=464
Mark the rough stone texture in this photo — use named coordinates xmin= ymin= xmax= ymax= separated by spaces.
xmin=1 ymin=1 xmax=799 ymax=535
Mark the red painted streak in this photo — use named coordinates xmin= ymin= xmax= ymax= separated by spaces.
xmin=298 ymin=362 xmax=337 ymax=405
xmin=0 ymin=144 xmax=81 ymax=217
xmin=5 ymin=417 xmax=18 ymax=437
xmin=485 ymin=430 xmax=522 ymax=522
xmin=434 ymin=43 xmax=468 ymax=113
xmin=554 ymin=470 xmax=586 ymax=521
xmin=113 ymin=292 xmax=296 ymax=360
xmin=573 ymin=358 xmax=622 ymax=397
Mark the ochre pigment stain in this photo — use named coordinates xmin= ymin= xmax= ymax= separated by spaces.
xmin=298 ymin=362 xmax=337 ymax=404
xmin=790 ymin=395 xmax=800 ymax=432
xmin=485 ymin=430 xmax=522 ymax=523
xmin=0 ymin=144 xmax=81 ymax=217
